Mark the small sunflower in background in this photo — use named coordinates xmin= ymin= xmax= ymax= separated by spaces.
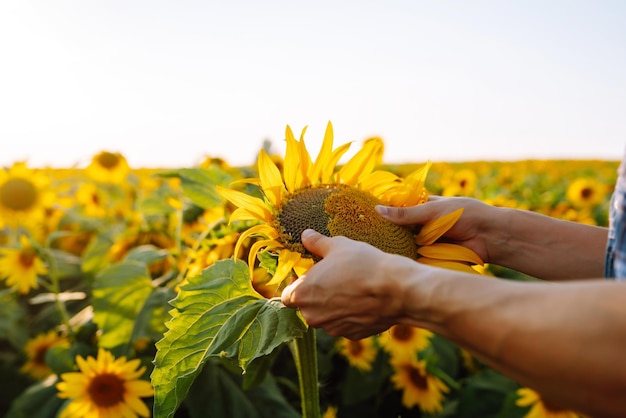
xmin=56 ymin=348 xmax=154 ymax=418
xmin=335 ymin=336 xmax=378 ymax=372
xmin=389 ymin=355 xmax=449 ymax=414
xmin=441 ymin=168 xmax=478 ymax=197
xmin=85 ymin=151 xmax=130 ymax=184
xmin=217 ymin=122 xmax=483 ymax=289
xmin=0 ymin=162 xmax=54 ymax=230
xmin=516 ymin=387 xmax=584 ymax=418
xmin=377 ymin=324 xmax=433 ymax=360
xmin=565 ymin=177 xmax=606 ymax=209
xmin=0 ymin=234 xmax=47 ymax=294
xmin=20 ymin=330 xmax=70 ymax=380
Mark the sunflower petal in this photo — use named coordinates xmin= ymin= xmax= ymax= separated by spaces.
xmin=338 ymin=137 xmax=384 ymax=186
xmin=266 ymin=250 xmax=300 ymax=287
xmin=257 ymin=149 xmax=286 ymax=207
xmin=418 ymin=257 xmax=479 ymax=274
xmin=234 ymin=224 xmax=279 ymax=259
xmin=310 ymin=121 xmax=334 ymax=184
xmin=415 ymin=208 xmax=463 ymax=246
xmin=418 ymin=243 xmax=483 ymax=266
xmin=216 ymin=186 xmax=272 ymax=223
xmin=283 ymin=125 xmax=299 ymax=193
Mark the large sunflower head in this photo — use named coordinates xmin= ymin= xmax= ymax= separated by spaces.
xmin=56 ymin=348 xmax=154 ymax=418
xmin=217 ymin=122 xmax=483 ymax=291
xmin=0 ymin=162 xmax=54 ymax=230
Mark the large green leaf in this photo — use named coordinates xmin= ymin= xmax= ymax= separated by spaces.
xmin=184 ymin=359 xmax=299 ymax=418
xmin=159 ymin=167 xmax=233 ymax=209
xmin=151 ymin=258 xmax=306 ymax=418
xmin=92 ymin=261 xmax=154 ymax=349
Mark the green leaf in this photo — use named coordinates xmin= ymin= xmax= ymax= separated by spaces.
xmin=0 ymin=289 xmax=27 ymax=349
xmin=4 ymin=377 xmax=65 ymax=418
xmin=184 ymin=359 xmax=299 ymax=418
xmin=456 ymin=370 xmax=521 ymax=418
xmin=124 ymin=244 xmax=169 ymax=266
xmin=92 ymin=261 xmax=153 ymax=349
xmin=159 ymin=167 xmax=233 ymax=209
xmin=130 ymin=287 xmax=177 ymax=344
xmin=151 ymin=258 xmax=306 ymax=418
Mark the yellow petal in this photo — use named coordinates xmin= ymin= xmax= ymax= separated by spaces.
xmin=322 ymin=142 xmax=351 ymax=183
xmin=293 ymin=256 xmax=314 ymax=277
xmin=257 ymin=149 xmax=286 ymax=207
xmin=283 ymin=126 xmax=301 ymax=193
xmin=309 ymin=121 xmax=336 ymax=184
xmin=418 ymin=243 xmax=483 ymax=266
xmin=416 ymin=208 xmax=463 ymax=246
xmin=234 ymin=224 xmax=279 ymax=259
xmin=247 ymin=239 xmax=282 ymax=278
xmin=216 ymin=186 xmax=273 ymax=223
xmin=266 ymin=250 xmax=301 ymax=287
xmin=296 ymin=127 xmax=313 ymax=189
xmin=338 ymin=137 xmax=384 ymax=186
xmin=418 ymin=257 xmax=479 ymax=274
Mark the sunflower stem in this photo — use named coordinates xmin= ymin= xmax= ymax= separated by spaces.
xmin=292 ymin=326 xmax=321 ymax=418
xmin=41 ymin=248 xmax=75 ymax=340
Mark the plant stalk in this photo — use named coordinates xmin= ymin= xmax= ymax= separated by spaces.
xmin=292 ymin=327 xmax=321 ymax=418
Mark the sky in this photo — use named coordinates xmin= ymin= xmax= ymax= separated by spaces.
xmin=1 ymin=0 xmax=625 ymax=168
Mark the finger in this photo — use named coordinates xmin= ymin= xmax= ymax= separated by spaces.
xmin=375 ymin=204 xmax=433 ymax=225
xmin=280 ymin=279 xmax=301 ymax=308
xmin=301 ymin=229 xmax=333 ymax=258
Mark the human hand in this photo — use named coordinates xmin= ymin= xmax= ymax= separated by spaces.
xmin=281 ymin=229 xmax=411 ymax=340
xmin=375 ymin=196 xmax=495 ymax=263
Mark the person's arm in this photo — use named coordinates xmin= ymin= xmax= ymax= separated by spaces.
xmin=376 ymin=197 xmax=608 ymax=280
xmin=399 ymin=262 xmax=626 ymax=418
xmin=281 ymin=230 xmax=626 ymax=417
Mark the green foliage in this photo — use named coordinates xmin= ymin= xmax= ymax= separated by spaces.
xmin=151 ymin=258 xmax=307 ymax=418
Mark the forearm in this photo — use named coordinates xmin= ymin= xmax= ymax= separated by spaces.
xmin=397 ymin=265 xmax=626 ymax=417
xmin=487 ymin=207 xmax=608 ymax=280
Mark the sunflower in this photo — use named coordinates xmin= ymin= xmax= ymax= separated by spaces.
xmin=377 ymin=324 xmax=433 ymax=360
xmin=516 ymin=387 xmax=584 ymax=418
xmin=0 ymin=162 xmax=54 ymax=230
xmin=441 ymin=168 xmax=478 ymax=197
xmin=216 ymin=122 xmax=483 ymax=288
xmin=565 ymin=178 xmax=606 ymax=209
xmin=20 ymin=330 xmax=70 ymax=380
xmin=56 ymin=348 xmax=154 ymax=418
xmin=336 ymin=336 xmax=378 ymax=372
xmin=85 ymin=151 xmax=130 ymax=184
xmin=0 ymin=234 xmax=47 ymax=294
xmin=389 ymin=356 xmax=449 ymax=413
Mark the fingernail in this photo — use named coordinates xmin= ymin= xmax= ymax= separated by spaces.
xmin=375 ymin=205 xmax=388 ymax=216
xmin=302 ymin=229 xmax=316 ymax=239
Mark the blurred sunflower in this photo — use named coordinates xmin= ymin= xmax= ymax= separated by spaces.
xmin=85 ymin=151 xmax=130 ymax=184
xmin=217 ymin=122 xmax=483 ymax=288
xmin=389 ymin=356 xmax=449 ymax=413
xmin=441 ymin=168 xmax=478 ymax=197
xmin=516 ymin=387 xmax=583 ymax=418
xmin=565 ymin=178 xmax=606 ymax=209
xmin=0 ymin=162 xmax=54 ymax=229
xmin=0 ymin=235 xmax=47 ymax=294
xmin=377 ymin=324 xmax=433 ymax=359
xmin=20 ymin=330 xmax=70 ymax=380
xmin=56 ymin=348 xmax=154 ymax=418
xmin=336 ymin=336 xmax=378 ymax=372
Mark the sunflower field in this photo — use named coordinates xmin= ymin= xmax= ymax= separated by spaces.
xmin=0 ymin=124 xmax=619 ymax=418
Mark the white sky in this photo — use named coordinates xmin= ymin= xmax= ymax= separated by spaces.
xmin=1 ymin=0 xmax=625 ymax=168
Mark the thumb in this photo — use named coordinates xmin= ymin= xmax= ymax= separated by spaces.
xmin=301 ymin=229 xmax=332 ymax=258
